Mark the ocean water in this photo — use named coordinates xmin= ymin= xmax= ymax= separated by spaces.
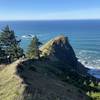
xmin=0 ymin=20 xmax=100 ymax=69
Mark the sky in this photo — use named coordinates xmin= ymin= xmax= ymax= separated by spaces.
xmin=0 ymin=0 xmax=100 ymax=20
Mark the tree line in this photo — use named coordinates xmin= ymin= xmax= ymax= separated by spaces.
xmin=0 ymin=25 xmax=41 ymax=64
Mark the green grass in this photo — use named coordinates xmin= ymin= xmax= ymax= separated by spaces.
xmin=0 ymin=58 xmax=99 ymax=100
xmin=87 ymin=84 xmax=100 ymax=100
xmin=0 ymin=60 xmax=25 ymax=100
xmin=89 ymin=92 xmax=100 ymax=100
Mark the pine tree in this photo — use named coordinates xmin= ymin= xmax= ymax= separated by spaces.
xmin=0 ymin=25 xmax=24 ymax=62
xmin=0 ymin=41 xmax=8 ymax=64
xmin=27 ymin=36 xmax=42 ymax=59
xmin=0 ymin=46 xmax=3 ymax=63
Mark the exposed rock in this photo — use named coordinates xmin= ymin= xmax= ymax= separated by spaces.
xmin=40 ymin=35 xmax=90 ymax=76
xmin=40 ymin=35 xmax=77 ymax=67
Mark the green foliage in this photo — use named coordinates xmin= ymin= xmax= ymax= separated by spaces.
xmin=0 ymin=46 xmax=7 ymax=64
xmin=57 ymin=66 xmax=100 ymax=100
xmin=27 ymin=35 xmax=42 ymax=59
xmin=0 ymin=25 xmax=24 ymax=62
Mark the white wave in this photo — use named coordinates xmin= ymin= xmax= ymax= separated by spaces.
xmin=81 ymin=62 xmax=100 ymax=79
xmin=22 ymin=35 xmax=28 ymax=38
xmin=97 ymin=59 xmax=100 ymax=62
xmin=21 ymin=34 xmax=35 ymax=39
xmin=78 ymin=49 xmax=99 ymax=54
xmin=88 ymin=69 xmax=100 ymax=79
xmin=78 ymin=58 xmax=100 ymax=79
xmin=78 ymin=58 xmax=100 ymax=68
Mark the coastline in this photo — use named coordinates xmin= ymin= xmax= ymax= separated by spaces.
xmin=82 ymin=62 xmax=100 ymax=79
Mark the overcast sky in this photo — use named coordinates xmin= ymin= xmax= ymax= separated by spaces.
xmin=0 ymin=0 xmax=100 ymax=20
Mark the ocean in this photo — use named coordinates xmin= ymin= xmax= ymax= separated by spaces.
xmin=0 ymin=20 xmax=100 ymax=69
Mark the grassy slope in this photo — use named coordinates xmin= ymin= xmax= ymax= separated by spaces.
xmin=40 ymin=39 xmax=53 ymax=56
xmin=0 ymin=60 xmax=25 ymax=100
xmin=91 ymin=92 xmax=100 ymax=100
xmin=0 ymin=59 xmax=90 ymax=100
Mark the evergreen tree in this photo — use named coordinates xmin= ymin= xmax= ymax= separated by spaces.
xmin=0 ymin=25 xmax=24 ymax=62
xmin=27 ymin=36 xmax=42 ymax=59
xmin=0 ymin=46 xmax=7 ymax=63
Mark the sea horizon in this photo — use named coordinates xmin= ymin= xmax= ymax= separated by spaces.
xmin=0 ymin=19 xmax=100 ymax=21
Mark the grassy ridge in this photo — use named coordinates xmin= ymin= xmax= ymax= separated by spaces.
xmin=0 ymin=59 xmax=90 ymax=100
xmin=0 ymin=60 xmax=25 ymax=100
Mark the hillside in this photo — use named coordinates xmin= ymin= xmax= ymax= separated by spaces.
xmin=0 ymin=59 xmax=90 ymax=100
xmin=0 ymin=60 xmax=25 ymax=100
xmin=40 ymin=35 xmax=77 ymax=66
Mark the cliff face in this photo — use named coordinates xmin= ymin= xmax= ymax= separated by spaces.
xmin=40 ymin=35 xmax=88 ymax=75
xmin=51 ymin=36 xmax=77 ymax=67
xmin=40 ymin=35 xmax=77 ymax=68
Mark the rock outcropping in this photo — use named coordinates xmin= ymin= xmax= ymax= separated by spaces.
xmin=40 ymin=35 xmax=77 ymax=68
xmin=40 ymin=35 xmax=88 ymax=74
